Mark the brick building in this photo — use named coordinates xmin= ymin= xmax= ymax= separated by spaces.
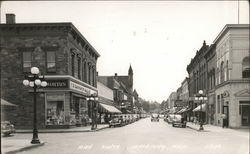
xmin=187 ymin=41 xmax=209 ymax=123
xmin=98 ymin=65 xmax=134 ymax=113
xmin=0 ymin=14 xmax=100 ymax=128
xmin=204 ymin=44 xmax=216 ymax=125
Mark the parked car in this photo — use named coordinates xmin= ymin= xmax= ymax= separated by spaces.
xmin=109 ymin=116 xmax=122 ymax=127
xmin=172 ymin=114 xmax=186 ymax=128
xmin=151 ymin=113 xmax=159 ymax=122
xmin=166 ymin=114 xmax=175 ymax=124
xmin=1 ymin=121 xmax=15 ymax=136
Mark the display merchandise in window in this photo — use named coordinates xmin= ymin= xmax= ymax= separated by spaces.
xmin=46 ymin=101 xmax=64 ymax=125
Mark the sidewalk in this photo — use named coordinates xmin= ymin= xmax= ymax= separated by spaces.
xmin=16 ymin=124 xmax=109 ymax=133
xmin=2 ymin=124 xmax=109 ymax=154
xmin=186 ymin=122 xmax=250 ymax=134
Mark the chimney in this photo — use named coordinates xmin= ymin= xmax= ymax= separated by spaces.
xmin=6 ymin=14 xmax=16 ymax=24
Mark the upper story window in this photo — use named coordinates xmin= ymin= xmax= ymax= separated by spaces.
xmin=71 ymin=52 xmax=75 ymax=77
xmin=242 ymin=56 xmax=250 ymax=78
xmin=77 ymin=56 xmax=81 ymax=79
xmin=220 ymin=61 xmax=224 ymax=83
xmin=22 ymin=51 xmax=32 ymax=72
xmin=46 ymin=51 xmax=56 ymax=72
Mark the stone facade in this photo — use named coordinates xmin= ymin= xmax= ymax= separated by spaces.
xmin=214 ymin=24 xmax=250 ymax=128
xmin=0 ymin=22 xmax=100 ymax=129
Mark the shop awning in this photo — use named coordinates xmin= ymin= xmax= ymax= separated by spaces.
xmin=193 ymin=104 xmax=206 ymax=112
xmin=1 ymin=99 xmax=17 ymax=106
xmin=99 ymin=103 xmax=122 ymax=113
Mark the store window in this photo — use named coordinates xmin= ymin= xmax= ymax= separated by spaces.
xmin=46 ymin=51 xmax=56 ymax=72
xmin=46 ymin=94 xmax=65 ymax=125
xmin=22 ymin=51 xmax=32 ymax=72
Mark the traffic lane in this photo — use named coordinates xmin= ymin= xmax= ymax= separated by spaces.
xmin=9 ymin=118 xmax=249 ymax=154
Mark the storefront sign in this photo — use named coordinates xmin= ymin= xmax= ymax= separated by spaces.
xmin=70 ymin=81 xmax=95 ymax=95
xmin=46 ymin=80 xmax=68 ymax=88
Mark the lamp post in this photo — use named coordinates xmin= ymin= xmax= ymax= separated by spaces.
xmin=86 ymin=93 xmax=98 ymax=130
xmin=23 ymin=67 xmax=47 ymax=144
xmin=195 ymin=90 xmax=207 ymax=131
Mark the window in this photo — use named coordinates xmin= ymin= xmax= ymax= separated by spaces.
xmin=217 ymin=95 xmax=220 ymax=114
xmin=77 ymin=56 xmax=81 ymax=79
xmin=88 ymin=64 xmax=91 ymax=85
xmin=46 ymin=51 xmax=56 ymax=72
xmin=22 ymin=52 xmax=32 ymax=72
xmin=46 ymin=94 xmax=65 ymax=125
xmin=242 ymin=56 xmax=250 ymax=78
xmin=71 ymin=53 xmax=75 ymax=77
xmin=220 ymin=61 xmax=224 ymax=83
xmin=83 ymin=61 xmax=87 ymax=82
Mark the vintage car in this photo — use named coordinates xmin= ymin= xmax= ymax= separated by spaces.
xmin=1 ymin=121 xmax=15 ymax=136
xmin=172 ymin=114 xmax=186 ymax=128
xmin=166 ymin=114 xmax=175 ymax=124
xmin=151 ymin=113 xmax=159 ymax=122
xmin=109 ymin=116 xmax=122 ymax=127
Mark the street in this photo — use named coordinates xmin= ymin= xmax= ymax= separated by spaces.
xmin=2 ymin=118 xmax=249 ymax=154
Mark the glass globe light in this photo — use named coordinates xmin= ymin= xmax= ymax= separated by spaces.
xmin=23 ymin=80 xmax=29 ymax=86
xmin=35 ymin=79 xmax=41 ymax=86
xmin=31 ymin=67 xmax=39 ymax=75
xmin=204 ymin=97 xmax=208 ymax=101
xmin=29 ymin=81 xmax=34 ymax=87
xmin=195 ymin=97 xmax=198 ymax=101
xmin=199 ymin=90 xmax=203 ymax=95
xmin=41 ymin=81 xmax=47 ymax=87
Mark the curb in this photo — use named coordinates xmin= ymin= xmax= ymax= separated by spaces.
xmin=4 ymin=142 xmax=45 ymax=154
xmin=187 ymin=125 xmax=198 ymax=131
xmin=187 ymin=125 xmax=210 ymax=132
xmin=15 ymin=126 xmax=109 ymax=134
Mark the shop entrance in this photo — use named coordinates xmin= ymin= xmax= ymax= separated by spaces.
xmin=240 ymin=101 xmax=250 ymax=126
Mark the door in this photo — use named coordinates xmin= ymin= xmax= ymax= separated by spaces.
xmin=241 ymin=105 xmax=250 ymax=126
xmin=223 ymin=106 xmax=229 ymax=127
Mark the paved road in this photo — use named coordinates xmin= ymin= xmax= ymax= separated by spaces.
xmin=3 ymin=118 xmax=249 ymax=154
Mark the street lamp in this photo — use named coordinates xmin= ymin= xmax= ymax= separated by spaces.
xmin=195 ymin=90 xmax=207 ymax=131
xmin=86 ymin=93 xmax=98 ymax=130
xmin=23 ymin=67 xmax=47 ymax=144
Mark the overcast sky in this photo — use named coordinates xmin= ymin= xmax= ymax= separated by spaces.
xmin=1 ymin=1 xmax=249 ymax=103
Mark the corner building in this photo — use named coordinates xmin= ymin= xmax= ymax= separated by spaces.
xmin=213 ymin=24 xmax=250 ymax=128
xmin=0 ymin=15 xmax=100 ymax=128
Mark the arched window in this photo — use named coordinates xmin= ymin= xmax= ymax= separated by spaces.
xmin=242 ymin=56 xmax=250 ymax=78
xmin=220 ymin=61 xmax=224 ymax=83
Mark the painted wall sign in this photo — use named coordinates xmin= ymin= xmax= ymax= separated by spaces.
xmin=46 ymin=80 xmax=68 ymax=88
xmin=70 ymin=81 xmax=96 ymax=95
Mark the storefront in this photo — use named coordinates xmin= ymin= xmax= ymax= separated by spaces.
xmin=44 ymin=76 xmax=97 ymax=128
xmin=97 ymin=96 xmax=122 ymax=124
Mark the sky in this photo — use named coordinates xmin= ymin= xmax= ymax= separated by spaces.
xmin=0 ymin=1 xmax=249 ymax=103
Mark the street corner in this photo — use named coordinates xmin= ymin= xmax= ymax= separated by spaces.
xmin=2 ymin=139 xmax=45 ymax=154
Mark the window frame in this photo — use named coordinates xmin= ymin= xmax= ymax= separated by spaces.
xmin=46 ymin=50 xmax=57 ymax=73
